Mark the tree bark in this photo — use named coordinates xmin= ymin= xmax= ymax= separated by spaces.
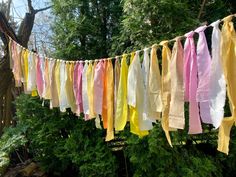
xmin=0 ymin=1 xmax=52 ymax=133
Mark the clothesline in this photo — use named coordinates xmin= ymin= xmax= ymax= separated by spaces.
xmin=2 ymin=13 xmax=236 ymax=63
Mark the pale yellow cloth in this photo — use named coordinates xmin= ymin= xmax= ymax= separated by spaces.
xmin=50 ymin=60 xmax=59 ymax=108
xmin=86 ymin=61 xmax=96 ymax=118
xmin=55 ymin=61 xmax=61 ymax=105
xmin=43 ymin=58 xmax=51 ymax=99
xmin=217 ymin=15 xmax=236 ymax=155
xmin=148 ymin=45 xmax=162 ymax=119
xmin=65 ymin=62 xmax=77 ymax=113
xmin=114 ymin=58 xmax=121 ymax=115
xmin=160 ymin=41 xmax=172 ymax=147
xmin=128 ymin=52 xmax=149 ymax=137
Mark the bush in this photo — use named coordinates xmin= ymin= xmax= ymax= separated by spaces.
xmin=124 ymin=124 xmax=222 ymax=177
xmin=14 ymin=94 xmax=117 ymax=177
xmin=2 ymin=94 xmax=236 ymax=177
xmin=0 ymin=124 xmax=28 ymax=175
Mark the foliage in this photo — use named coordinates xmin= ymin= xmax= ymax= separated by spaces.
xmin=14 ymin=94 xmax=117 ymax=177
xmin=0 ymin=124 xmax=28 ymax=176
xmin=125 ymin=124 xmax=222 ymax=177
xmin=51 ymin=0 xmax=122 ymax=60
xmin=111 ymin=0 xmax=230 ymax=54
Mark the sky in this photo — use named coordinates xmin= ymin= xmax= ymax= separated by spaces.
xmin=10 ymin=0 xmax=51 ymax=20
xmin=4 ymin=0 xmax=54 ymax=56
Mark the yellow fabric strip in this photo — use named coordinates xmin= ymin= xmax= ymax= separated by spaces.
xmin=21 ymin=49 xmax=29 ymax=93
xmin=115 ymin=55 xmax=128 ymax=131
xmin=128 ymin=52 xmax=149 ymax=137
xmin=66 ymin=62 xmax=77 ymax=113
xmin=160 ymin=40 xmax=172 ymax=147
xmin=43 ymin=58 xmax=51 ymax=99
xmin=148 ymin=45 xmax=162 ymax=119
xmin=55 ymin=61 xmax=61 ymax=103
xmin=217 ymin=15 xmax=236 ymax=155
xmin=105 ymin=60 xmax=115 ymax=141
xmin=86 ymin=61 xmax=96 ymax=118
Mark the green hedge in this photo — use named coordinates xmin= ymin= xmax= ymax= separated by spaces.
xmin=1 ymin=94 xmax=236 ymax=176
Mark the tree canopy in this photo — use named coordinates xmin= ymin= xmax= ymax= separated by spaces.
xmin=51 ymin=0 xmax=122 ymax=60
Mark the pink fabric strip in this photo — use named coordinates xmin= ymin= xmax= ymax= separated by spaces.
xmin=36 ymin=56 xmax=44 ymax=98
xmin=194 ymin=25 xmax=212 ymax=124
xmin=184 ymin=31 xmax=202 ymax=134
xmin=73 ymin=62 xmax=84 ymax=115
xmin=94 ymin=60 xmax=105 ymax=115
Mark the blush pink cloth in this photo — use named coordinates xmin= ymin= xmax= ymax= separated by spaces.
xmin=36 ymin=56 xmax=44 ymax=98
xmin=195 ymin=25 xmax=212 ymax=124
xmin=184 ymin=31 xmax=202 ymax=134
xmin=73 ymin=61 xmax=84 ymax=115
xmin=94 ymin=60 xmax=105 ymax=115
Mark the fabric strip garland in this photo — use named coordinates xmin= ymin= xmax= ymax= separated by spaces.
xmin=5 ymin=14 xmax=236 ymax=155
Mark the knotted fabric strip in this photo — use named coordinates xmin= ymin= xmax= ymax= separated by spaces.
xmin=169 ymin=37 xmax=185 ymax=130
xmin=104 ymin=60 xmax=114 ymax=141
xmin=65 ymin=62 xmax=77 ymax=113
xmin=217 ymin=15 xmax=236 ymax=155
xmin=73 ymin=62 xmax=84 ymax=115
xmin=160 ymin=40 xmax=173 ymax=147
xmin=86 ymin=61 xmax=96 ymax=119
xmin=142 ymin=48 xmax=157 ymax=122
xmin=59 ymin=61 xmax=69 ymax=112
xmin=148 ymin=45 xmax=162 ymax=119
xmin=128 ymin=52 xmax=150 ymax=137
xmin=209 ymin=20 xmax=226 ymax=129
xmin=94 ymin=60 xmax=105 ymax=115
xmin=184 ymin=31 xmax=202 ymax=134
xmin=82 ymin=62 xmax=89 ymax=119
xmin=36 ymin=56 xmax=44 ymax=98
xmin=115 ymin=54 xmax=128 ymax=131
xmin=195 ymin=25 xmax=212 ymax=124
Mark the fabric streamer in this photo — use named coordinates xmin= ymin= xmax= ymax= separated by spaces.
xmin=217 ymin=15 xmax=236 ymax=155
xmin=115 ymin=54 xmax=128 ymax=131
xmin=160 ymin=40 xmax=173 ymax=147
xmin=195 ymin=25 xmax=212 ymax=124
xmin=169 ymin=37 xmax=185 ymax=130
xmin=148 ymin=45 xmax=162 ymax=120
xmin=209 ymin=20 xmax=226 ymax=129
xmin=73 ymin=61 xmax=84 ymax=115
xmin=184 ymin=31 xmax=202 ymax=134
xmin=128 ymin=51 xmax=151 ymax=137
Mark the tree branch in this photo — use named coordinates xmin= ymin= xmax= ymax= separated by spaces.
xmin=34 ymin=5 xmax=53 ymax=14
xmin=6 ymin=0 xmax=12 ymax=21
xmin=27 ymin=0 xmax=34 ymax=14
xmin=198 ymin=0 xmax=207 ymax=19
xmin=0 ymin=11 xmax=18 ymax=43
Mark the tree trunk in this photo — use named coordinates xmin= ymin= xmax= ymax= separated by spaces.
xmin=0 ymin=1 xmax=52 ymax=133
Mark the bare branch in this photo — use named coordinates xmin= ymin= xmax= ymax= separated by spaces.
xmin=6 ymin=0 xmax=12 ymax=21
xmin=34 ymin=5 xmax=53 ymax=14
xmin=27 ymin=0 xmax=34 ymax=14
xmin=0 ymin=11 xmax=18 ymax=43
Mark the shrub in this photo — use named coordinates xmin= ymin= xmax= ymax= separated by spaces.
xmin=14 ymin=94 xmax=117 ymax=177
